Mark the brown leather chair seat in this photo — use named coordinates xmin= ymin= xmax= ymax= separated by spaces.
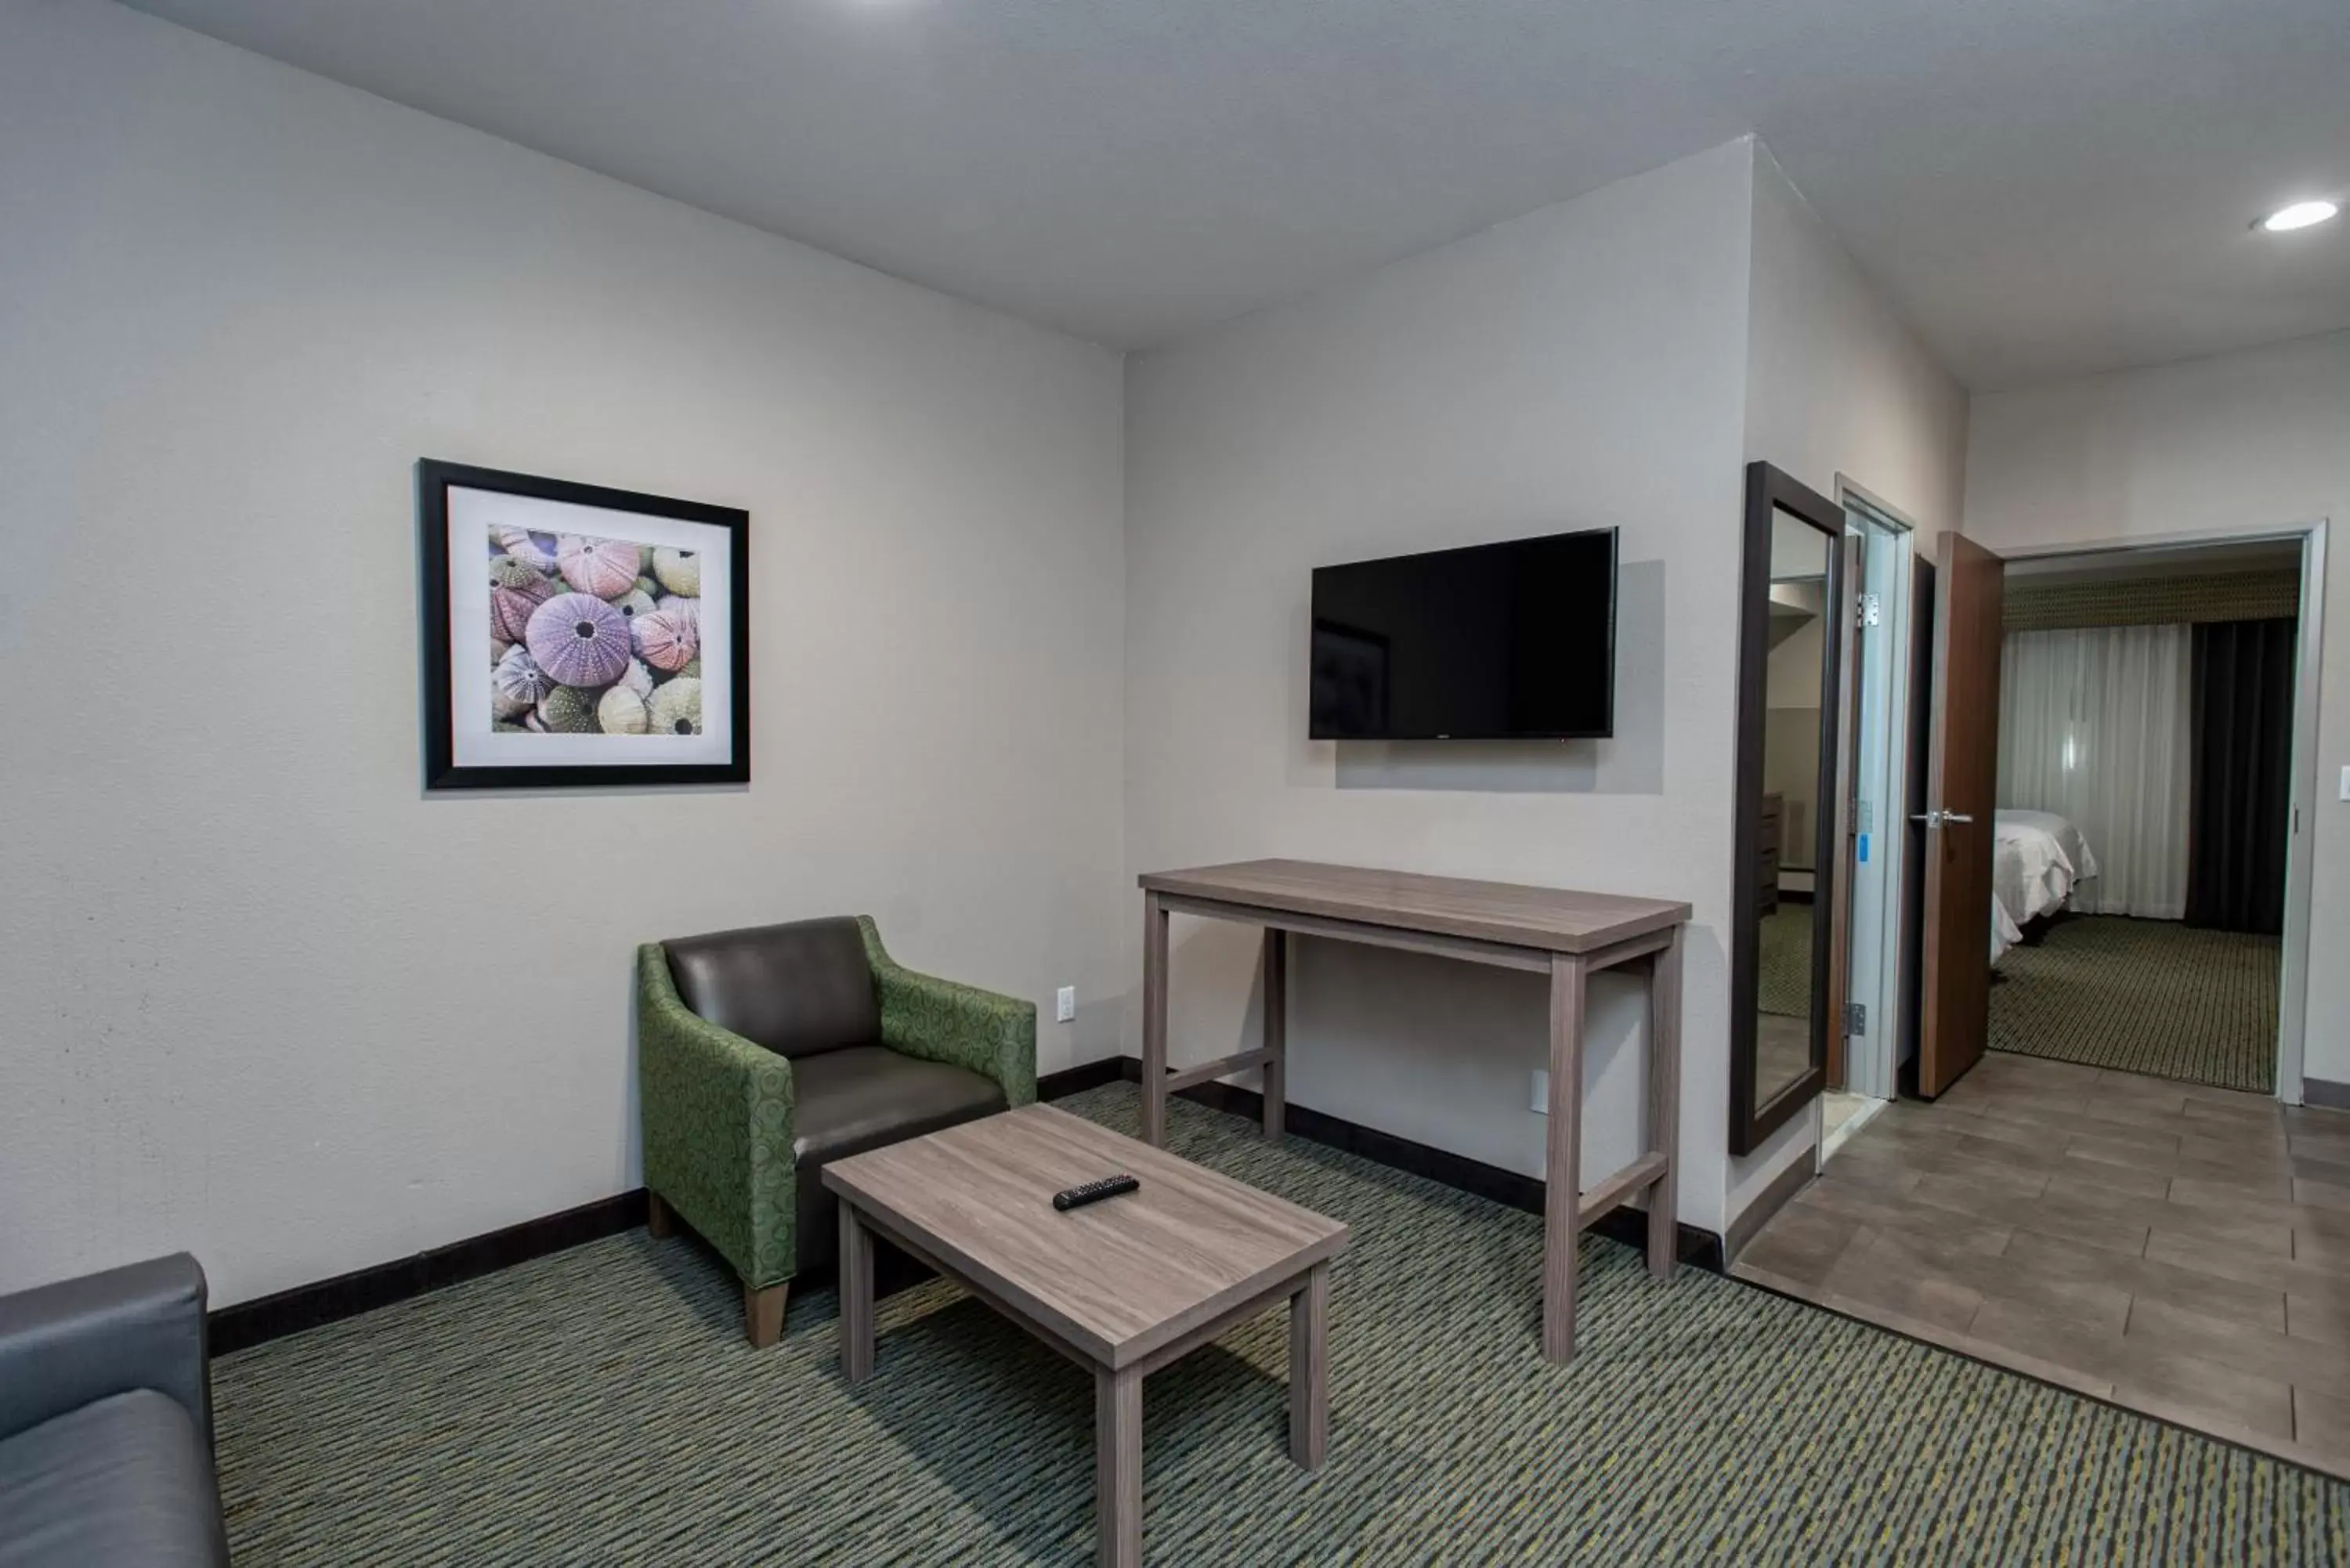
xmin=788 ymin=1045 xmax=1006 ymax=1275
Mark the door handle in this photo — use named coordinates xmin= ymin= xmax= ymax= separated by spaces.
xmin=1911 ymin=811 xmax=1976 ymax=828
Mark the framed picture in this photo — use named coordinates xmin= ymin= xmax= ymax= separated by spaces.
xmin=418 ymin=460 xmax=750 ymax=789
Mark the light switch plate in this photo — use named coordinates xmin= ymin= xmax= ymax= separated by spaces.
xmin=2340 ymin=764 xmax=2350 ymax=802
xmin=1531 ymin=1068 xmax=1549 ymax=1115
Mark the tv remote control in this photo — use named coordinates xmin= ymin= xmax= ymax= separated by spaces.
xmin=1054 ymin=1174 xmax=1141 ymax=1212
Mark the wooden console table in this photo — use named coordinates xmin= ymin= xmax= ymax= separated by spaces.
xmin=1137 ymin=858 xmax=1688 ymax=1363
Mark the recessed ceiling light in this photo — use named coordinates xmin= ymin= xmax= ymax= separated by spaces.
xmin=2258 ymin=200 xmax=2339 ymax=233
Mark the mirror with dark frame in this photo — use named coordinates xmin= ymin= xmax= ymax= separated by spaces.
xmin=1730 ymin=462 xmax=1847 ymax=1156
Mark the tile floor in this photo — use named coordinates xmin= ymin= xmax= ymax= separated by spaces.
xmin=1819 ymin=1090 xmax=1882 ymax=1158
xmin=1734 ymin=1050 xmax=2350 ymax=1478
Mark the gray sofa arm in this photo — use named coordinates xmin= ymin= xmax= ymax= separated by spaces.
xmin=0 ymin=1252 xmax=212 ymax=1448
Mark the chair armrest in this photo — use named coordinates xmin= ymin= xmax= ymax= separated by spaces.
xmin=857 ymin=918 xmax=1038 ymax=1107
xmin=637 ymin=944 xmax=799 ymax=1288
xmin=0 ymin=1252 xmax=212 ymax=1447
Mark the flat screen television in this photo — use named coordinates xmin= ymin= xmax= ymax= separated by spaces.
xmin=1308 ymin=527 xmax=1617 ymax=740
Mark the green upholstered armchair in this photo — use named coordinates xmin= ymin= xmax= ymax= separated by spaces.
xmin=636 ymin=916 xmax=1036 ymax=1346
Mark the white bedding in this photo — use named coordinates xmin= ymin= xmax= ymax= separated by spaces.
xmin=1989 ymin=810 xmax=2099 ymax=963
xmin=1990 ymin=895 xmax=2025 ymax=965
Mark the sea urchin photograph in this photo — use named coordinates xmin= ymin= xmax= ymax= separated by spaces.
xmin=487 ymin=525 xmax=705 ymax=737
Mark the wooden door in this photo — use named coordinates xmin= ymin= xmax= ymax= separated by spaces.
xmin=1917 ymin=531 xmax=2005 ymax=1097
xmin=1825 ymin=532 xmax=1864 ymax=1089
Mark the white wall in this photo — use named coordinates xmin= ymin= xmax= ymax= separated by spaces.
xmin=1119 ymin=137 xmax=1968 ymax=1240
xmin=1744 ymin=146 xmax=1971 ymax=542
xmin=1766 ymin=615 xmax=1828 ymax=710
xmin=1729 ymin=146 xmax=1971 ymax=1221
xmin=1965 ymin=330 xmax=2350 ymax=1083
xmin=0 ymin=0 xmax=1127 ymax=1305
xmin=1123 ymin=141 xmax=1758 ymax=1233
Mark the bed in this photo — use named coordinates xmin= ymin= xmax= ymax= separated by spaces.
xmin=1990 ymin=810 xmax=2099 ymax=963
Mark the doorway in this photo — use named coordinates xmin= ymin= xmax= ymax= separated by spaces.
xmin=1894 ymin=522 xmax=2326 ymax=1106
xmin=1730 ymin=522 xmax=2350 ymax=1472
xmin=1817 ymin=518 xmax=2324 ymax=1137
xmin=1981 ymin=537 xmax=2308 ymax=1097
xmin=1817 ymin=487 xmax=1914 ymax=1161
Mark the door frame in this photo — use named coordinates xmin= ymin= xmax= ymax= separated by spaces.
xmin=1825 ymin=530 xmax=1864 ymax=1090
xmin=1988 ymin=518 xmax=2327 ymax=1105
xmin=1835 ymin=482 xmax=1921 ymax=1105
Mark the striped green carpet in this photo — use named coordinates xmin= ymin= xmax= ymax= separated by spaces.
xmin=214 ymin=1085 xmax=2345 ymax=1564
xmin=1990 ymin=916 xmax=2280 ymax=1093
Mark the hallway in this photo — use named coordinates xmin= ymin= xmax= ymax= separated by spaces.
xmin=1736 ymin=1051 xmax=2350 ymax=1478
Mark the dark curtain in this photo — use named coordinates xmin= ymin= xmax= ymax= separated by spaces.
xmin=2185 ymin=618 xmax=2296 ymax=934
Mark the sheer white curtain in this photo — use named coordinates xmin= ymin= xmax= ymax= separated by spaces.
xmin=1998 ymin=624 xmax=2192 ymax=918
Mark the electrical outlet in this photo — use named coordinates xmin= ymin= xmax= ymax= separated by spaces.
xmin=1055 ymin=985 xmax=1076 ymax=1023
xmin=1531 ymin=1068 xmax=1549 ymax=1115
xmin=2340 ymin=764 xmax=2350 ymax=802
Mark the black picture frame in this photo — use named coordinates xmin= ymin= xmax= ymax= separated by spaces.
xmin=418 ymin=459 xmax=750 ymax=790
xmin=1728 ymin=460 xmax=1846 ymax=1156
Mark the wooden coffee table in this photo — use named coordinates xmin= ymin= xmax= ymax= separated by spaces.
xmin=822 ymin=1103 xmax=1350 ymax=1566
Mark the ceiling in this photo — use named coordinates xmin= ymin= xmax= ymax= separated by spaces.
xmin=121 ymin=0 xmax=2350 ymax=388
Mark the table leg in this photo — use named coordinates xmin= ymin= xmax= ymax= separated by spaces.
xmin=1645 ymin=929 xmax=1683 ymax=1280
xmin=1261 ymin=927 xmax=1287 ymax=1140
xmin=840 ymin=1201 xmax=874 ymax=1384
xmin=1142 ymin=891 xmax=1169 ymax=1147
xmin=1095 ymin=1365 xmax=1144 ymax=1568
xmin=1288 ymin=1261 xmax=1329 ymax=1469
xmin=1542 ymin=952 xmax=1587 ymax=1364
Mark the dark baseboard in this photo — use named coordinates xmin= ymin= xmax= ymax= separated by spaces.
xmin=1724 ymin=1152 xmax=1816 ymax=1264
xmin=1037 ymin=1054 xmax=1131 ymax=1101
xmin=1129 ymin=1057 xmax=1724 ymax=1272
xmin=214 ymin=1050 xmax=1719 ymax=1353
xmin=209 ymin=1189 xmax=647 ymax=1356
xmin=2305 ymin=1078 xmax=2350 ymax=1111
